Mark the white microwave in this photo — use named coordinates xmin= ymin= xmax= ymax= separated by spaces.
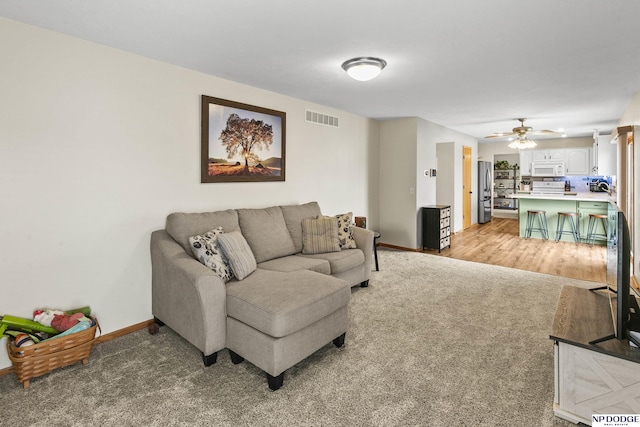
xmin=531 ymin=162 xmax=565 ymax=177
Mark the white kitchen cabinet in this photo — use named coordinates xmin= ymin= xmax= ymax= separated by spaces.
xmin=531 ymin=150 xmax=547 ymax=162
xmin=594 ymin=135 xmax=616 ymax=176
xmin=532 ymin=149 xmax=566 ymax=162
xmin=519 ymin=151 xmax=532 ymax=176
xmin=565 ymin=147 xmax=592 ymax=176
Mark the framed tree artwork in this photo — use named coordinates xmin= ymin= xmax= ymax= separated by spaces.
xmin=201 ymin=95 xmax=286 ymax=183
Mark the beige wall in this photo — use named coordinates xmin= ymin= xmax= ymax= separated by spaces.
xmin=379 ymin=118 xmax=477 ymax=249
xmin=0 ymin=18 xmax=379 ymax=369
xmin=618 ymin=90 xmax=640 ymax=128
xmin=378 ymin=118 xmax=418 ymax=248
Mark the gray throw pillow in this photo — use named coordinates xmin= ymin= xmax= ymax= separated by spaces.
xmin=301 ymin=217 xmax=341 ymax=254
xmin=237 ymin=206 xmax=297 ymax=263
xmin=217 ymin=231 xmax=257 ymax=280
xmin=188 ymin=227 xmax=233 ymax=282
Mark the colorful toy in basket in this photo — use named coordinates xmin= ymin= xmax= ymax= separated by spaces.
xmin=33 ymin=306 xmax=92 ymax=332
xmin=0 ymin=306 xmax=92 ymax=340
xmin=0 ymin=315 xmax=59 ymax=338
xmin=14 ymin=333 xmax=35 ymax=347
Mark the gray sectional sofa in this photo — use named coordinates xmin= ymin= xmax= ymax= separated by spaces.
xmin=149 ymin=202 xmax=374 ymax=390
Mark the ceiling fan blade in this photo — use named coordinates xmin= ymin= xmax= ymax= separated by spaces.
xmin=485 ymin=132 xmax=516 ymax=139
xmin=529 ymin=129 xmax=560 ymax=135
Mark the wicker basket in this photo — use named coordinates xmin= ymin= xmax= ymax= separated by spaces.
xmin=7 ymin=318 xmax=100 ymax=388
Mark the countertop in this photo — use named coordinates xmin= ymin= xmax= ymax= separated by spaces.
xmin=509 ymin=192 xmax=616 ymax=203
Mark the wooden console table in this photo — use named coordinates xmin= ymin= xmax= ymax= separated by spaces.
xmin=550 ymin=286 xmax=640 ymax=425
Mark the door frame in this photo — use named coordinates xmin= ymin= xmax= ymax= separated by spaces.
xmin=463 ymin=146 xmax=472 ymax=229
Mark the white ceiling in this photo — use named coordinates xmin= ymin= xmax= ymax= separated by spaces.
xmin=2 ymin=0 xmax=640 ymax=142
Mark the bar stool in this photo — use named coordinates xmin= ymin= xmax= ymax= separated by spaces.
xmin=525 ymin=210 xmax=549 ymax=240
xmin=555 ymin=212 xmax=580 ymax=243
xmin=586 ymin=213 xmax=609 ymax=245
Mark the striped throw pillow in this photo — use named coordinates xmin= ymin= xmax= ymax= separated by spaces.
xmin=217 ymin=231 xmax=257 ymax=280
xmin=301 ymin=217 xmax=341 ymax=254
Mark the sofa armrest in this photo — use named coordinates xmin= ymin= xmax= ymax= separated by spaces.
xmin=350 ymin=226 xmax=375 ymax=279
xmin=150 ymin=230 xmax=227 ymax=357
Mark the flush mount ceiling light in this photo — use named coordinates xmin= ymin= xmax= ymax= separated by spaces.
xmin=341 ymin=57 xmax=387 ymax=81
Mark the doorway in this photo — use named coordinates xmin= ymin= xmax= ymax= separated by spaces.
xmin=463 ymin=146 xmax=472 ymax=229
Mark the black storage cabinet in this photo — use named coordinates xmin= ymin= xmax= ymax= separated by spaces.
xmin=421 ymin=205 xmax=451 ymax=252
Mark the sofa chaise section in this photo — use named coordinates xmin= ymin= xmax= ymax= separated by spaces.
xmin=225 ymin=269 xmax=350 ymax=389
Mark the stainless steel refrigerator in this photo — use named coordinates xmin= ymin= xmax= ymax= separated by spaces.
xmin=478 ymin=161 xmax=492 ymax=223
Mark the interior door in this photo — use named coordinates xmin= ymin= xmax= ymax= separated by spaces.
xmin=463 ymin=146 xmax=472 ymax=229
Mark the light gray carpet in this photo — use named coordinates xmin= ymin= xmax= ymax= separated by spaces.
xmin=0 ymin=249 xmax=593 ymax=426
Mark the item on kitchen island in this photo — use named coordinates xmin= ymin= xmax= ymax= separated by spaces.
xmin=519 ymin=180 xmax=531 ymax=192
xmin=589 ymin=178 xmax=610 ymax=192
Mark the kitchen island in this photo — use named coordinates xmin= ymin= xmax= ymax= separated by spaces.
xmin=509 ymin=192 xmax=616 ymax=242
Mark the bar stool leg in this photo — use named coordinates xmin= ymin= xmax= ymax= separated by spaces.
xmin=586 ymin=216 xmax=595 ymax=245
xmin=600 ymin=217 xmax=609 ymax=244
xmin=555 ymin=215 xmax=562 ymax=242
xmin=540 ymin=213 xmax=549 ymax=240
xmin=569 ymin=216 xmax=579 ymax=242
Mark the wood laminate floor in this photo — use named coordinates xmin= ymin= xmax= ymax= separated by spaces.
xmin=423 ymin=217 xmax=607 ymax=283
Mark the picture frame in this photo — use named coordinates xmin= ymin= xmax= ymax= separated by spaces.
xmin=201 ymin=95 xmax=286 ymax=183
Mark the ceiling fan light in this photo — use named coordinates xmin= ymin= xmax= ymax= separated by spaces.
xmin=342 ymin=57 xmax=387 ymax=81
xmin=508 ymin=137 xmax=537 ymax=150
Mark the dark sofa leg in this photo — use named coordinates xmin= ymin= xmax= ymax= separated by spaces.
xmin=202 ymin=351 xmax=218 ymax=367
xmin=148 ymin=316 xmax=165 ymax=335
xmin=360 ymin=280 xmax=369 ymax=288
xmin=333 ymin=333 xmax=346 ymax=348
xmin=267 ymin=372 xmax=284 ymax=391
xmin=229 ymin=350 xmax=245 ymax=365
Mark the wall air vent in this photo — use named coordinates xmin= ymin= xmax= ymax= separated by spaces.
xmin=305 ymin=110 xmax=339 ymax=127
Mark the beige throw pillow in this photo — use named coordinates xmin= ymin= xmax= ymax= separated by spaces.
xmin=335 ymin=212 xmax=357 ymax=249
xmin=301 ymin=217 xmax=341 ymax=254
xmin=188 ymin=227 xmax=234 ymax=282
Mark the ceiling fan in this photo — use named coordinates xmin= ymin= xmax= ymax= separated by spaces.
xmin=485 ymin=118 xmax=559 ymax=140
xmin=485 ymin=118 xmax=561 ymax=149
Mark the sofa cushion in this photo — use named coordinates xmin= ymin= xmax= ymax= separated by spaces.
xmin=258 ymin=255 xmax=331 ymax=275
xmin=280 ymin=202 xmax=322 ymax=253
xmin=217 ymin=231 xmax=257 ymax=280
xmin=301 ymin=217 xmax=341 ymax=254
xmin=188 ymin=227 xmax=233 ymax=282
xmin=297 ymin=249 xmax=365 ymax=275
xmin=226 ymin=269 xmax=351 ymax=338
xmin=166 ymin=210 xmax=240 ymax=253
xmin=237 ymin=206 xmax=296 ymax=263
xmin=335 ymin=212 xmax=357 ymax=249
